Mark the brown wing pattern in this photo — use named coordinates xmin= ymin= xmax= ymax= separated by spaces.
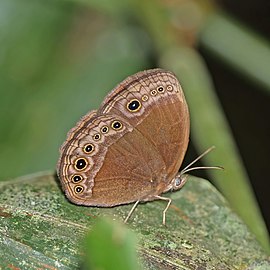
xmin=57 ymin=69 xmax=189 ymax=206
xmin=99 ymin=69 xmax=190 ymax=192
xmin=89 ymin=128 xmax=166 ymax=206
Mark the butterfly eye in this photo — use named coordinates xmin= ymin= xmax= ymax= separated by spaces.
xmin=175 ymin=178 xmax=182 ymax=187
xmin=111 ymin=120 xmax=123 ymax=130
xmin=83 ymin=143 xmax=94 ymax=154
xmin=74 ymin=157 xmax=88 ymax=171
xmin=167 ymin=85 xmax=173 ymax=91
xmin=74 ymin=185 xmax=84 ymax=194
xmin=127 ymin=99 xmax=141 ymax=112
xmin=173 ymin=175 xmax=188 ymax=190
xmin=72 ymin=174 xmax=83 ymax=183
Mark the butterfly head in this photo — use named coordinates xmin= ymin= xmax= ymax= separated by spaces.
xmin=171 ymin=173 xmax=188 ymax=191
xmin=162 ymin=172 xmax=188 ymax=193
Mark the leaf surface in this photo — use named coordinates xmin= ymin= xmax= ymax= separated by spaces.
xmin=0 ymin=172 xmax=269 ymax=269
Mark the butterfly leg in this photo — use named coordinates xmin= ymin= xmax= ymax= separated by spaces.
xmin=154 ymin=195 xmax=172 ymax=225
xmin=124 ymin=200 xmax=140 ymax=224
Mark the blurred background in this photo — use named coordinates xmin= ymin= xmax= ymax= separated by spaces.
xmin=0 ymin=0 xmax=269 ymax=251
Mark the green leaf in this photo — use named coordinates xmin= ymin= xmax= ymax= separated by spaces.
xmin=0 ymin=172 xmax=269 ymax=269
xmin=200 ymin=12 xmax=270 ymax=94
xmin=84 ymin=218 xmax=140 ymax=270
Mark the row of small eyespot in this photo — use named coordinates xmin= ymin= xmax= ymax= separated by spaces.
xmin=72 ymin=119 xmax=123 ymax=169
xmin=126 ymin=84 xmax=174 ymax=113
xmin=70 ymin=84 xmax=174 ymax=194
xmin=69 ymin=119 xmax=123 ymax=194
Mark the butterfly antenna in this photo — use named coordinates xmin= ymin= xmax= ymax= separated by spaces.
xmin=180 ymin=146 xmax=223 ymax=175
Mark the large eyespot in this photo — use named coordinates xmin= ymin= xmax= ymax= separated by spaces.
xmin=127 ymin=99 xmax=141 ymax=112
xmin=157 ymin=86 xmax=164 ymax=93
xmin=101 ymin=125 xmax=109 ymax=134
xmin=150 ymin=89 xmax=157 ymax=96
xmin=72 ymin=174 xmax=83 ymax=183
xmin=83 ymin=143 xmax=94 ymax=154
xmin=111 ymin=120 xmax=123 ymax=130
xmin=141 ymin=94 xmax=149 ymax=102
xmin=74 ymin=185 xmax=84 ymax=194
xmin=74 ymin=157 xmax=88 ymax=171
xmin=93 ymin=133 xmax=101 ymax=141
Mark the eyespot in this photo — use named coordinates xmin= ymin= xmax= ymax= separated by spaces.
xmin=74 ymin=185 xmax=84 ymax=194
xmin=83 ymin=143 xmax=94 ymax=154
xmin=101 ymin=125 xmax=109 ymax=134
xmin=150 ymin=89 xmax=157 ymax=96
xmin=167 ymin=85 xmax=173 ymax=91
xmin=127 ymin=99 xmax=141 ymax=112
xmin=93 ymin=133 xmax=101 ymax=141
xmin=72 ymin=174 xmax=83 ymax=183
xmin=157 ymin=86 xmax=164 ymax=93
xmin=74 ymin=157 xmax=88 ymax=171
xmin=141 ymin=94 xmax=149 ymax=102
xmin=111 ymin=120 xmax=123 ymax=130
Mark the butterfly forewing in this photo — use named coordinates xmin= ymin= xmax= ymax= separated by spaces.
xmin=99 ymin=69 xmax=190 ymax=191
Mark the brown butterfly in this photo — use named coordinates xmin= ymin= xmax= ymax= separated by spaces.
xmin=57 ymin=68 xmax=219 ymax=224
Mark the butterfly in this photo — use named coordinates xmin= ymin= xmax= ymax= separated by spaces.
xmin=57 ymin=68 xmax=219 ymax=224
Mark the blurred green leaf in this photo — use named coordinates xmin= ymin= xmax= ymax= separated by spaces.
xmin=200 ymin=12 xmax=270 ymax=94
xmin=84 ymin=218 xmax=140 ymax=270
xmin=0 ymin=0 xmax=148 ymax=180
xmin=0 ymin=172 xmax=269 ymax=269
